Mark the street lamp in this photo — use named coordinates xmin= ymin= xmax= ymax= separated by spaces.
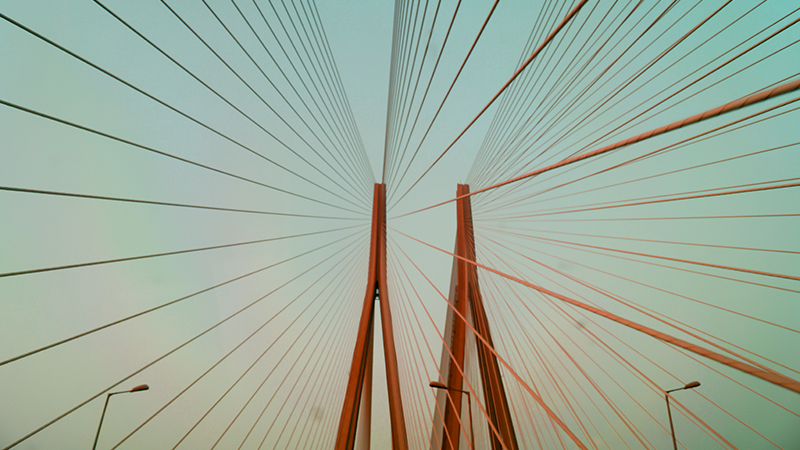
xmin=92 ymin=384 xmax=149 ymax=450
xmin=665 ymin=381 xmax=700 ymax=450
xmin=430 ymin=381 xmax=474 ymax=450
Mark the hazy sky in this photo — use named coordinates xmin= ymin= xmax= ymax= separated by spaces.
xmin=1 ymin=0 xmax=799 ymax=449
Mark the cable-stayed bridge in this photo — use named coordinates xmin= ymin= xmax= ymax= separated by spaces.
xmin=1 ymin=0 xmax=799 ymax=448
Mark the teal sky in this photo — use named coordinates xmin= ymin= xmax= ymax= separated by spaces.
xmin=1 ymin=0 xmax=799 ymax=449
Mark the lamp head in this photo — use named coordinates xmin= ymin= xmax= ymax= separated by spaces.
xmin=684 ymin=381 xmax=700 ymax=390
xmin=429 ymin=381 xmax=447 ymax=389
xmin=130 ymin=384 xmax=149 ymax=393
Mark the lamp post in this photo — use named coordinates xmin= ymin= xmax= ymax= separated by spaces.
xmin=665 ymin=381 xmax=700 ymax=450
xmin=430 ymin=381 xmax=474 ymax=450
xmin=92 ymin=384 xmax=149 ymax=450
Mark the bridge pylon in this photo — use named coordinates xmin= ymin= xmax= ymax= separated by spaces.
xmin=432 ymin=184 xmax=519 ymax=450
xmin=336 ymin=183 xmax=408 ymax=450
